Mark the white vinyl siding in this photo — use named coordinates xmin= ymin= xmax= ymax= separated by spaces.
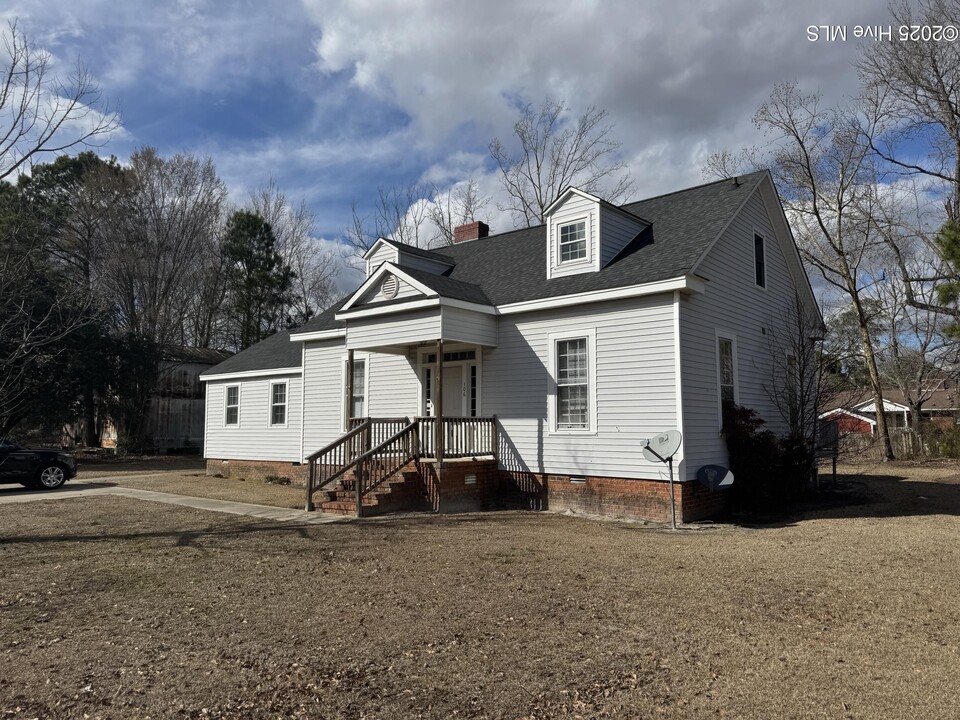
xmin=365 ymin=243 xmax=399 ymax=277
xmin=547 ymin=192 xmax=598 ymax=279
xmin=302 ymin=339 xmax=348 ymax=456
xmin=367 ymin=348 xmax=420 ymax=418
xmin=302 ymin=340 xmax=420 ymax=456
xmin=599 ymin=204 xmax=647 ymax=267
xmin=680 ymin=187 xmax=797 ymax=478
xmin=346 ymin=309 xmax=441 ymax=350
xmin=440 ymin=306 xmax=497 ymax=346
xmin=205 ymin=374 xmax=302 ymax=462
xmin=484 ymin=295 xmax=677 ymax=480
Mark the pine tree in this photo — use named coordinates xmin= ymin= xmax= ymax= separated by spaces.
xmin=222 ymin=211 xmax=295 ymax=350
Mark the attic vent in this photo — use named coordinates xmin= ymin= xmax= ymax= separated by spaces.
xmin=381 ymin=275 xmax=399 ymax=299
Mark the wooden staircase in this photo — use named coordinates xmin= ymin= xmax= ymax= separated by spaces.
xmin=304 ymin=415 xmax=498 ymax=517
xmin=317 ymin=469 xmax=431 ymax=516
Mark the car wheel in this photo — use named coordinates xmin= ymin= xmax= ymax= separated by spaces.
xmin=36 ymin=463 xmax=67 ymax=489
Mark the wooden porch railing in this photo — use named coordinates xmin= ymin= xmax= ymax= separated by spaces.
xmin=414 ymin=416 xmax=497 ymax=459
xmin=352 ymin=421 xmax=419 ymax=516
xmin=305 ymin=416 xmax=497 ymax=513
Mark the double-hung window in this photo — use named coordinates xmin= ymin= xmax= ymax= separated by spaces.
xmin=558 ymin=220 xmax=587 ymax=263
xmin=550 ymin=331 xmax=595 ymax=432
xmin=225 ymin=385 xmax=240 ymax=426
xmin=270 ymin=381 xmax=287 ymax=426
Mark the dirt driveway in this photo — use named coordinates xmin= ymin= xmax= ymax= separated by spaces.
xmin=1 ymin=461 xmax=959 ymax=719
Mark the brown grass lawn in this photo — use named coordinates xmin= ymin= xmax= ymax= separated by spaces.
xmin=1 ymin=461 xmax=960 ymax=719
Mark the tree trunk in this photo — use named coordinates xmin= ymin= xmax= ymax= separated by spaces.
xmin=910 ymin=401 xmax=923 ymax=457
xmin=82 ymin=386 xmax=98 ymax=447
xmin=854 ymin=297 xmax=895 ymax=460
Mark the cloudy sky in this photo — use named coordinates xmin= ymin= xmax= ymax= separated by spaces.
xmin=8 ymin=0 xmax=889 ymax=286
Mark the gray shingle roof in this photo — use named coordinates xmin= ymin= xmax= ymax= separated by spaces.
xmin=205 ymin=172 xmax=767 ymax=375
xmin=384 ymin=240 xmax=455 ymax=264
xmin=199 ymin=329 xmax=301 ymax=376
xmin=435 ymin=171 xmax=764 ymax=304
xmin=399 ymin=266 xmax=491 ymax=305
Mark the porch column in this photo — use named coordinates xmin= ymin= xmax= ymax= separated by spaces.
xmin=345 ymin=348 xmax=354 ymax=430
xmin=435 ymin=339 xmax=444 ymax=464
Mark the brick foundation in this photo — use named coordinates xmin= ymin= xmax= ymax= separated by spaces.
xmin=499 ymin=470 xmax=726 ymax=523
xmin=206 ymin=459 xmax=309 ymax=486
xmin=418 ymin=459 xmax=498 ymax=513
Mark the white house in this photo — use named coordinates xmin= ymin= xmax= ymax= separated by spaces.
xmin=200 ymin=171 xmax=820 ymax=522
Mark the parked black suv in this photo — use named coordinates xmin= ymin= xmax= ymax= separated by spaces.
xmin=0 ymin=440 xmax=78 ymax=489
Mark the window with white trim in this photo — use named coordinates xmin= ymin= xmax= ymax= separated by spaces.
xmin=718 ymin=336 xmax=737 ymax=426
xmin=754 ymin=233 xmax=766 ymax=288
xmin=225 ymin=385 xmax=240 ymax=426
xmin=556 ymin=337 xmax=589 ymax=430
xmin=270 ymin=381 xmax=287 ymax=426
xmin=351 ymin=358 xmax=366 ymax=419
xmin=558 ymin=220 xmax=587 ymax=263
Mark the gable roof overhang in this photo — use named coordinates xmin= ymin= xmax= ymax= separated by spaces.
xmin=688 ymin=172 xmax=823 ymax=333
xmin=543 ymin=186 xmax=650 ymax=225
xmin=337 ymin=261 xmax=494 ymax=319
xmin=818 ymin=407 xmax=877 ymax=425
xmin=340 ymin=261 xmax=434 ymax=313
xmin=852 ymin=398 xmax=911 ymax=413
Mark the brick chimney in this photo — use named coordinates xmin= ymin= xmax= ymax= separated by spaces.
xmin=453 ymin=220 xmax=489 ymax=243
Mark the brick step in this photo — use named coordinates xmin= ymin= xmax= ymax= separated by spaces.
xmin=318 ymin=499 xmax=381 ymax=513
xmin=316 ymin=469 xmax=430 ymax=516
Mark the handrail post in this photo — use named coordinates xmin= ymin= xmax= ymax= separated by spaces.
xmin=492 ymin=415 xmax=499 ymax=462
xmin=305 ymin=458 xmax=314 ymax=511
xmin=355 ymin=457 xmax=364 ymax=517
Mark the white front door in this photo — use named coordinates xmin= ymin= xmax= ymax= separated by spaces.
xmin=441 ymin=365 xmax=464 ymax=416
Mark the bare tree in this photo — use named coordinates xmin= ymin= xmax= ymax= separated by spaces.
xmin=0 ymin=20 xmax=120 ymax=182
xmin=858 ymin=0 xmax=960 ymax=219
xmin=763 ymin=294 xmax=841 ymax=482
xmin=249 ymin=179 xmax=338 ymax=325
xmin=876 ymin=255 xmax=960 ymax=445
xmin=375 ymin=183 xmax=434 ymax=248
xmin=428 ymin=179 xmax=490 ymax=246
xmin=708 ymin=82 xmax=897 ymax=459
xmin=0 ymin=193 xmax=91 ymax=433
xmin=342 ymin=181 xmax=437 ymax=264
xmin=490 ymin=99 xmax=634 ymax=227
xmin=104 ymin=147 xmax=227 ymax=348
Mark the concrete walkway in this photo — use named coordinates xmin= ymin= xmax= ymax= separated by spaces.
xmin=0 ymin=480 xmax=347 ymax=525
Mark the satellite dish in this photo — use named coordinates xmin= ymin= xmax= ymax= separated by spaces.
xmin=641 ymin=429 xmax=682 ymax=531
xmin=697 ymin=464 xmax=734 ymax=491
xmin=642 ymin=430 xmax=682 ymax=462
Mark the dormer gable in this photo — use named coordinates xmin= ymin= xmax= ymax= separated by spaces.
xmin=543 ymin=187 xmax=648 ymax=280
xmin=363 ymin=238 xmax=456 ymax=279
xmin=342 ymin=262 xmax=432 ymax=312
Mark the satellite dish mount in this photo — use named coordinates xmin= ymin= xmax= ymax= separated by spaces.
xmin=642 ymin=430 xmax=682 ymax=530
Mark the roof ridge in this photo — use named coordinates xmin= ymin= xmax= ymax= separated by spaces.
xmin=621 ymin=169 xmax=767 ymax=208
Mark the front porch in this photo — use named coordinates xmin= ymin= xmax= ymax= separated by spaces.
xmin=304 ymin=415 xmax=498 ymax=517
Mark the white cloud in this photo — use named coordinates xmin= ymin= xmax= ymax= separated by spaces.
xmin=303 ymin=0 xmax=885 ymax=199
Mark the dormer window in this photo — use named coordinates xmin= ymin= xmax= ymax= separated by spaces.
xmin=559 ymin=220 xmax=587 ymax=263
